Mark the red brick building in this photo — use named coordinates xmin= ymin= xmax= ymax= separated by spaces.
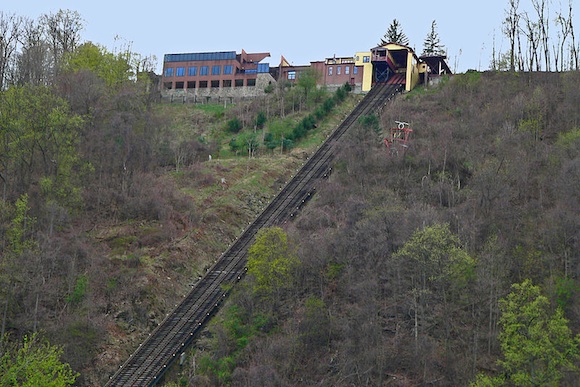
xmin=161 ymin=49 xmax=275 ymax=99
xmin=279 ymin=55 xmax=365 ymax=93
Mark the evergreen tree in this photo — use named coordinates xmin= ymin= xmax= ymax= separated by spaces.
xmin=379 ymin=19 xmax=409 ymax=46
xmin=422 ymin=20 xmax=446 ymax=56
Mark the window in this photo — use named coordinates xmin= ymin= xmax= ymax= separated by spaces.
xmin=337 ymin=66 xmax=341 ymax=75
xmin=235 ymin=79 xmax=244 ymax=87
xmin=199 ymin=80 xmax=208 ymax=88
xmin=246 ymin=79 xmax=256 ymax=87
xmin=188 ymin=66 xmax=197 ymax=76
xmin=163 ymin=82 xmax=172 ymax=89
xmin=223 ymin=80 xmax=232 ymax=87
xmin=211 ymin=80 xmax=220 ymax=88
xmin=175 ymin=81 xmax=184 ymax=89
xmin=287 ymin=71 xmax=296 ymax=80
xmin=164 ymin=67 xmax=174 ymax=77
xmin=200 ymin=66 xmax=209 ymax=76
xmin=224 ymin=65 xmax=233 ymax=75
xmin=328 ymin=66 xmax=333 ymax=76
xmin=176 ymin=67 xmax=185 ymax=77
xmin=354 ymin=66 xmax=358 ymax=74
xmin=363 ymin=56 xmax=370 ymax=63
xmin=187 ymin=81 xmax=196 ymax=89
xmin=212 ymin=65 xmax=221 ymax=75
xmin=345 ymin=66 xmax=350 ymax=75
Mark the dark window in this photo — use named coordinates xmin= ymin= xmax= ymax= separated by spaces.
xmin=200 ymin=66 xmax=209 ymax=76
xmin=199 ymin=81 xmax=208 ymax=88
xmin=188 ymin=66 xmax=197 ymax=76
xmin=176 ymin=67 xmax=185 ymax=76
xmin=164 ymin=68 xmax=174 ymax=77
xmin=163 ymin=82 xmax=172 ymax=89
xmin=175 ymin=81 xmax=184 ymax=89
xmin=246 ymin=79 xmax=256 ymax=87
xmin=212 ymin=65 xmax=221 ymax=75
xmin=224 ymin=65 xmax=233 ymax=75
xmin=187 ymin=81 xmax=196 ymax=89
xmin=211 ymin=80 xmax=220 ymax=88
xmin=235 ymin=79 xmax=244 ymax=87
xmin=223 ymin=80 xmax=232 ymax=87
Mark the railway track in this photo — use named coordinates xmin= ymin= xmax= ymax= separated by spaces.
xmin=105 ymin=82 xmax=403 ymax=386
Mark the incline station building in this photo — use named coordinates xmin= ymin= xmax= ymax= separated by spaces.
xmin=160 ymin=44 xmax=451 ymax=101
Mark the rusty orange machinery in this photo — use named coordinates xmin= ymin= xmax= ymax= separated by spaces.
xmin=384 ymin=121 xmax=413 ymax=155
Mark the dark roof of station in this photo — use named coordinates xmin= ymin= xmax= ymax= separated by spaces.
xmin=419 ymin=55 xmax=453 ymax=75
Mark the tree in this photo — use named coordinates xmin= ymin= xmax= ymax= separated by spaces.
xmin=379 ymin=19 xmax=409 ymax=46
xmin=41 ymin=9 xmax=84 ymax=80
xmin=296 ymin=68 xmax=320 ymax=106
xmin=422 ymin=20 xmax=445 ymax=56
xmin=62 ymin=42 xmax=133 ymax=88
xmin=0 ymin=12 xmax=23 ymax=89
xmin=473 ymin=279 xmax=580 ymax=386
xmin=0 ymin=332 xmax=78 ymax=386
xmin=503 ymin=0 xmax=521 ymax=71
xmin=14 ymin=17 xmax=51 ymax=86
xmin=393 ymin=224 xmax=475 ymax=355
xmin=246 ymin=227 xmax=299 ymax=304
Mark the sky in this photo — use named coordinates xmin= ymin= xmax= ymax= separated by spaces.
xmin=4 ymin=0 xmax=579 ymax=74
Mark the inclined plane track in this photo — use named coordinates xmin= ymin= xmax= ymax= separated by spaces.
xmin=105 ymin=82 xmax=403 ymax=386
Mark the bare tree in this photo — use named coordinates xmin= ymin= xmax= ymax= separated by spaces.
xmin=566 ymin=0 xmax=578 ymax=69
xmin=41 ymin=9 xmax=84 ymax=80
xmin=15 ymin=17 xmax=51 ymax=85
xmin=503 ymin=0 xmax=521 ymax=71
xmin=521 ymin=11 xmax=541 ymax=71
xmin=531 ymin=0 xmax=551 ymax=71
xmin=0 ymin=12 xmax=23 ymax=89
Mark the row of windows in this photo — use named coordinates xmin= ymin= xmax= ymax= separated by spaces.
xmin=327 ymin=65 xmax=358 ymax=76
xmin=165 ymin=65 xmax=234 ymax=78
xmin=287 ymin=66 xmax=359 ymax=81
xmin=163 ymin=78 xmax=256 ymax=90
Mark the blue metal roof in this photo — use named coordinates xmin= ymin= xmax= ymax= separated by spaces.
xmin=164 ymin=51 xmax=237 ymax=62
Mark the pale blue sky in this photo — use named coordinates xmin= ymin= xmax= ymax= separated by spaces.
xmin=4 ymin=0 xmax=579 ymax=73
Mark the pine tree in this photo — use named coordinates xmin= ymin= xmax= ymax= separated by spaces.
xmin=379 ymin=19 xmax=409 ymax=46
xmin=422 ymin=20 xmax=445 ymax=56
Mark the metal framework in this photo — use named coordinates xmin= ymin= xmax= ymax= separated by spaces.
xmin=384 ymin=121 xmax=413 ymax=156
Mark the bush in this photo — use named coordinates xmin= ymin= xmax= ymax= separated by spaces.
xmin=226 ymin=117 xmax=242 ymax=133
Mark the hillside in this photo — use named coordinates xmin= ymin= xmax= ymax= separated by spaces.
xmin=1 ymin=68 xmax=579 ymax=386
xmin=0 ymin=62 xmax=362 ymax=385
xmin=166 ymin=71 xmax=580 ymax=386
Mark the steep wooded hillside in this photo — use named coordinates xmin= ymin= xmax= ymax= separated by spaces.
xmin=175 ymin=71 xmax=580 ymax=386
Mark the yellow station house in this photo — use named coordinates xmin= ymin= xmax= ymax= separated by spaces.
xmin=357 ymin=42 xmax=451 ymax=92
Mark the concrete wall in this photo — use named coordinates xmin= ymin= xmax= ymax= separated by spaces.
xmin=161 ymin=73 xmax=276 ymax=102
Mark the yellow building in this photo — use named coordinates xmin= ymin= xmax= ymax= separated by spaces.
xmin=358 ymin=43 xmax=451 ymax=93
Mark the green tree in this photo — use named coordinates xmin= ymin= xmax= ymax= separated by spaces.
xmin=379 ymin=19 xmax=409 ymax=46
xmin=0 ymin=85 xmax=83 ymax=206
xmin=393 ymin=223 xmax=475 ymax=354
xmin=422 ymin=20 xmax=446 ymax=56
xmin=0 ymin=332 xmax=78 ymax=386
xmin=473 ymin=279 xmax=580 ymax=386
xmin=247 ymin=227 xmax=299 ymax=303
xmin=62 ymin=42 xmax=133 ymax=88
xmin=296 ymin=68 xmax=320 ymax=105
